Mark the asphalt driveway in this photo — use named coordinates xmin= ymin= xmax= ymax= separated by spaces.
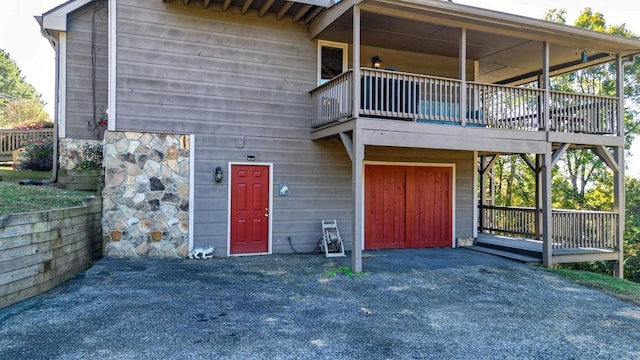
xmin=1 ymin=248 xmax=639 ymax=359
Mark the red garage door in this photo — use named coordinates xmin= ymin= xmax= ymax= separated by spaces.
xmin=365 ymin=165 xmax=452 ymax=249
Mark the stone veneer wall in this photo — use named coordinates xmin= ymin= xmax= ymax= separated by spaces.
xmin=58 ymin=138 xmax=103 ymax=170
xmin=102 ymin=131 xmax=190 ymax=258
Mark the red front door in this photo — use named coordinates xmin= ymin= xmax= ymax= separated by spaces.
xmin=230 ymin=165 xmax=270 ymax=254
xmin=365 ymin=165 xmax=452 ymax=250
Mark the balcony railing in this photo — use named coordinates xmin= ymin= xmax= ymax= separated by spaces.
xmin=480 ymin=205 xmax=618 ymax=250
xmin=310 ymin=68 xmax=620 ymax=135
xmin=311 ymin=70 xmax=353 ymax=128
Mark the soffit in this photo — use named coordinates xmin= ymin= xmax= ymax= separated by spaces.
xmin=162 ymin=0 xmax=332 ymax=24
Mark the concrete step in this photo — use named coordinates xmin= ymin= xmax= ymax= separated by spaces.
xmin=466 ymin=245 xmax=542 ymax=265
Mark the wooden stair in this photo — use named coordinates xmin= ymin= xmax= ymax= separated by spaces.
xmin=467 ymin=234 xmax=543 ymax=265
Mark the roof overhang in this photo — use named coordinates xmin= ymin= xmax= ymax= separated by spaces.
xmin=41 ymin=0 xmax=94 ymax=32
xmin=161 ymin=0 xmax=333 ymax=24
xmin=311 ymin=0 xmax=640 ymax=84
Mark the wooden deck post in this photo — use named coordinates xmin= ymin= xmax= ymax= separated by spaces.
xmin=535 ymin=154 xmax=542 ymax=240
xmin=459 ymin=27 xmax=467 ymax=127
xmin=351 ymin=127 xmax=364 ymax=273
xmin=542 ymin=42 xmax=550 ymax=132
xmin=351 ymin=5 xmax=363 ymax=274
xmin=352 ymin=5 xmax=360 ymax=121
xmin=479 ymin=155 xmax=486 ymax=234
xmin=542 ymin=146 xmax=553 ymax=268
xmin=613 ymin=54 xmax=626 ymax=278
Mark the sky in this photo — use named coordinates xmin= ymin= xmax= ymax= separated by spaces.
xmin=1 ymin=0 xmax=640 ymax=175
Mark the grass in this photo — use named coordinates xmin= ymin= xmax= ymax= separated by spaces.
xmin=324 ymin=266 xmax=370 ymax=277
xmin=0 ymin=166 xmax=52 ymax=182
xmin=0 ymin=182 xmax=94 ymax=215
xmin=544 ymin=267 xmax=640 ymax=306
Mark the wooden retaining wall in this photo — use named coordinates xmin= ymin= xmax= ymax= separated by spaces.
xmin=0 ymin=197 xmax=102 ymax=309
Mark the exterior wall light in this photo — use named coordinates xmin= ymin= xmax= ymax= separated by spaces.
xmin=279 ymin=182 xmax=289 ymax=196
xmin=581 ymin=50 xmax=588 ymax=62
xmin=214 ymin=166 xmax=224 ymax=183
xmin=372 ymin=56 xmax=382 ymax=69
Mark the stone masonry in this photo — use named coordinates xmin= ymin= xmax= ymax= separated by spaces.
xmin=58 ymin=138 xmax=103 ymax=170
xmin=102 ymin=131 xmax=190 ymax=258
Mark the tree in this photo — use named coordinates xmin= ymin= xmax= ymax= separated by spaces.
xmin=545 ymin=9 xmax=640 ymax=210
xmin=0 ymin=49 xmax=50 ymax=128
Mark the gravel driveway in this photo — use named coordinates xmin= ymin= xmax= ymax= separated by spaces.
xmin=1 ymin=248 xmax=639 ymax=359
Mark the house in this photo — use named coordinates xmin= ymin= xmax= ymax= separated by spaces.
xmin=38 ymin=0 xmax=640 ymax=276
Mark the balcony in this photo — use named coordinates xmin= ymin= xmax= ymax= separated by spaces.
xmin=311 ymin=68 xmax=620 ymax=136
xmin=476 ymin=205 xmax=619 ymax=264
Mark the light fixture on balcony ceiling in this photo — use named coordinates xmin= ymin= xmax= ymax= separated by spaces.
xmin=581 ymin=50 xmax=588 ymax=62
xmin=372 ymin=56 xmax=382 ymax=69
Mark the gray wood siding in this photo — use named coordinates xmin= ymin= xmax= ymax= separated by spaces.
xmin=365 ymin=147 xmax=475 ymax=240
xmin=65 ymin=3 xmax=108 ymax=139
xmin=113 ymin=1 xmax=476 ymax=254
xmin=115 ymin=0 xmax=353 ymax=254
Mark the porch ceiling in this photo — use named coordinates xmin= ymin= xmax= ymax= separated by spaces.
xmin=161 ymin=0 xmax=331 ymax=24
xmin=313 ymin=0 xmax=640 ymax=85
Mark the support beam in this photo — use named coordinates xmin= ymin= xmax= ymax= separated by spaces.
xmin=184 ymin=0 xmax=189 ymax=4
xmin=241 ymin=0 xmax=253 ymax=14
xmin=276 ymin=1 xmax=294 ymax=19
xmin=222 ymin=0 xmax=231 ymax=11
xmin=479 ymin=155 xmax=487 ymax=234
xmin=351 ymin=127 xmax=364 ymax=273
xmin=614 ymin=54 xmax=626 ymax=278
xmin=339 ymin=132 xmax=353 ymax=162
xmin=542 ymin=42 xmax=550 ymax=132
xmin=542 ymin=146 xmax=553 ymax=268
xmin=613 ymin=146 xmax=625 ymax=278
xmin=203 ymin=0 xmax=210 ymax=8
xmin=551 ymin=143 xmax=569 ymax=166
xmin=593 ymin=145 xmax=619 ymax=172
xmin=293 ymin=4 xmax=312 ymax=22
xmin=459 ymin=28 xmax=467 ymax=127
xmin=351 ymin=6 xmax=363 ymax=274
xmin=616 ymin=54 xmax=625 ymax=137
xmin=535 ymin=154 xmax=542 ymax=240
xmin=352 ymin=5 xmax=361 ymax=120
xmin=519 ymin=154 xmax=535 ymax=172
xmin=480 ymin=153 xmax=501 ymax=175
xmin=259 ymin=0 xmax=275 ymax=17
xmin=473 ymin=151 xmax=479 ymax=238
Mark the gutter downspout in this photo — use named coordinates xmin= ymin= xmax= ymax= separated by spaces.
xmin=20 ymin=26 xmax=60 ymax=186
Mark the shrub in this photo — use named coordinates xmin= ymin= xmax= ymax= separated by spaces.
xmin=73 ymin=143 xmax=103 ymax=170
xmin=18 ymin=138 xmax=53 ymax=171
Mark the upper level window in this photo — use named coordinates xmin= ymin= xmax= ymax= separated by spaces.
xmin=318 ymin=41 xmax=348 ymax=85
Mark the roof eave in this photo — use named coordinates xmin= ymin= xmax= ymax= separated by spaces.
xmin=41 ymin=0 xmax=94 ymax=32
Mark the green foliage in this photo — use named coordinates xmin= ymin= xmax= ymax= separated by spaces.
xmin=624 ymin=177 xmax=640 ymax=282
xmin=544 ymin=267 xmax=640 ymax=306
xmin=73 ymin=143 xmax=103 ymax=170
xmin=543 ymin=9 xmax=567 ymax=24
xmin=2 ymin=99 xmax=51 ymax=129
xmin=17 ymin=138 xmax=53 ymax=171
xmin=324 ymin=266 xmax=369 ymax=277
xmin=0 ymin=49 xmax=49 ymax=128
xmin=491 ymin=155 xmax=536 ymax=207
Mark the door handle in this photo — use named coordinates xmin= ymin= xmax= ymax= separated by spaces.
xmin=264 ymin=213 xmax=269 ymax=218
